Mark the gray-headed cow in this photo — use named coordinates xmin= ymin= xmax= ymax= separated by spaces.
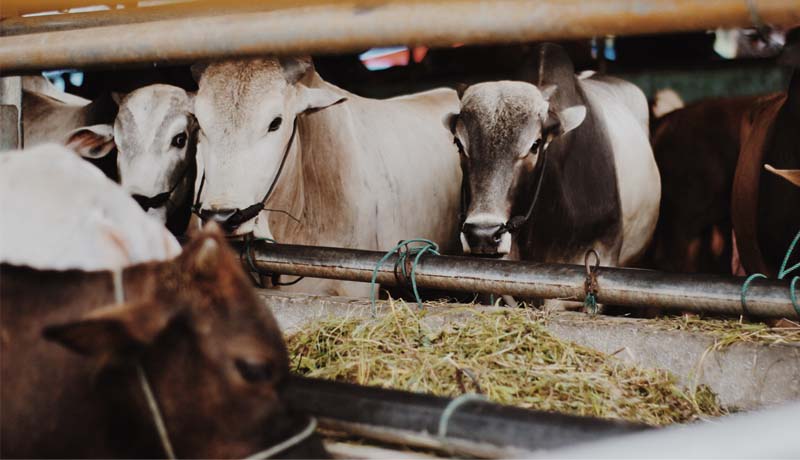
xmin=193 ymin=57 xmax=461 ymax=296
xmin=449 ymin=44 xmax=660 ymax=271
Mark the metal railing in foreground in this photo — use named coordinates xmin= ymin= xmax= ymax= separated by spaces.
xmin=1 ymin=0 xmax=799 ymax=73
xmin=233 ymin=240 xmax=799 ymax=319
xmin=285 ymin=375 xmax=647 ymax=458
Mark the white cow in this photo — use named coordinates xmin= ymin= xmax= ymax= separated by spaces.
xmin=21 ymin=76 xmax=116 ymax=150
xmin=0 ymin=145 xmax=180 ymax=271
xmin=193 ymin=57 xmax=461 ymax=296
xmin=69 ymin=85 xmax=199 ymax=235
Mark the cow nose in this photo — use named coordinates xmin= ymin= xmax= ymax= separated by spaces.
xmin=199 ymin=208 xmax=241 ymax=232
xmin=462 ymin=222 xmax=504 ymax=255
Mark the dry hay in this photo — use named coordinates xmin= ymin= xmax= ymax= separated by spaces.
xmin=288 ymin=300 xmax=725 ymax=426
xmin=648 ymin=316 xmax=800 ymax=350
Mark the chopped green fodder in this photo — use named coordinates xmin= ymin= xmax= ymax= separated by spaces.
xmin=288 ymin=300 xmax=725 ymax=426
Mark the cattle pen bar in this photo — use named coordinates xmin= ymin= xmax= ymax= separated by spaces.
xmin=235 ymin=241 xmax=799 ymax=319
xmin=2 ymin=0 xmax=800 ymax=73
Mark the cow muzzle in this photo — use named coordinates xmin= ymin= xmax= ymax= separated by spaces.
xmin=199 ymin=202 xmax=263 ymax=234
xmin=461 ymin=222 xmax=511 ymax=256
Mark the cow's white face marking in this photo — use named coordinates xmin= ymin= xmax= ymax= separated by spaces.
xmin=114 ymin=86 xmax=195 ymax=199
xmin=67 ymin=85 xmax=195 ymax=224
xmin=451 ymin=81 xmax=585 ymax=256
xmin=193 ymin=58 xmax=344 ymax=237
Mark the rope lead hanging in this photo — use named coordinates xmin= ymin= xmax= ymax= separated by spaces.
xmin=741 ymin=229 xmax=800 ymax=317
xmin=370 ymin=239 xmax=440 ymax=317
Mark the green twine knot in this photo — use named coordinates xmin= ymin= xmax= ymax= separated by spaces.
xmin=741 ymin=229 xmax=800 ymax=317
xmin=584 ymin=292 xmax=599 ymax=315
xmin=370 ymin=239 xmax=440 ymax=317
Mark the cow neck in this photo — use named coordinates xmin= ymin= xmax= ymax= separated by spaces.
xmin=269 ymin=74 xmax=351 ymax=245
xmin=516 ymin=91 xmax=623 ymax=262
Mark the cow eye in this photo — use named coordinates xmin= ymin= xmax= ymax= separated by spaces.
xmin=171 ymin=132 xmax=188 ymax=149
xmin=454 ymin=137 xmax=467 ymax=157
xmin=268 ymin=116 xmax=283 ymax=133
xmin=530 ymin=138 xmax=542 ymax=152
xmin=235 ymin=358 xmax=274 ymax=383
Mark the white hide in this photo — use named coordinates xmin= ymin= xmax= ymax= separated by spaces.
xmin=0 ymin=145 xmax=181 ymax=271
xmin=195 ymin=62 xmax=462 ymax=296
xmin=579 ymin=77 xmax=661 ymax=265
xmin=21 ymin=76 xmax=95 ymax=148
xmin=535 ymin=402 xmax=800 ymax=458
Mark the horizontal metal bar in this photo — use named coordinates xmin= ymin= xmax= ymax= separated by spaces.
xmin=284 ymin=375 xmax=646 ymax=454
xmin=2 ymin=0 xmax=800 ymax=73
xmin=0 ymin=0 xmax=298 ymax=37
xmin=235 ymin=241 xmax=799 ymax=319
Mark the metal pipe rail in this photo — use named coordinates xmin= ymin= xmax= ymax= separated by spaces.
xmin=235 ymin=241 xmax=799 ymax=319
xmin=1 ymin=0 xmax=800 ymax=73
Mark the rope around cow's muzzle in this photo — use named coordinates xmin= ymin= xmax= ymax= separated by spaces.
xmin=111 ymin=266 xmax=317 ymax=459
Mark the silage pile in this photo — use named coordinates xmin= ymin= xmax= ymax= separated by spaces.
xmin=288 ymin=301 xmax=725 ymax=426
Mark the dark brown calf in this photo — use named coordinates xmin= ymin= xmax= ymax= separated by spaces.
xmin=0 ymin=226 xmax=325 ymax=458
xmin=646 ymin=95 xmax=763 ymax=274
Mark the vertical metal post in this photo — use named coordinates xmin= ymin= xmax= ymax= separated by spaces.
xmin=0 ymin=76 xmax=22 ymax=150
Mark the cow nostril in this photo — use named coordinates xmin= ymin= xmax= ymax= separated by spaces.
xmin=463 ymin=223 xmax=504 ymax=249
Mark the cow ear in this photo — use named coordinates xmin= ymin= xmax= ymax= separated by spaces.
xmin=555 ymin=105 xmax=586 ymax=135
xmin=43 ymin=300 xmax=174 ymax=356
xmin=442 ymin=111 xmax=459 ymax=133
xmin=66 ymin=124 xmax=116 ymax=159
xmin=765 ymin=164 xmax=800 ymax=187
xmin=296 ymin=86 xmax=346 ymax=115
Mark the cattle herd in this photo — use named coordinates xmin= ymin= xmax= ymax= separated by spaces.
xmin=1 ymin=37 xmax=799 ymax=457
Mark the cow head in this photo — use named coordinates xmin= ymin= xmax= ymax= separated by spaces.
xmin=446 ymin=81 xmax=585 ymax=256
xmin=67 ymin=85 xmax=198 ymax=224
xmin=43 ymin=224 xmax=324 ymax=458
xmin=192 ymin=57 xmax=345 ymax=237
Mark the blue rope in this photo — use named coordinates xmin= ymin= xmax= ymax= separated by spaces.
xmin=370 ymin=239 xmax=440 ymax=316
xmin=741 ymin=229 xmax=800 ymax=317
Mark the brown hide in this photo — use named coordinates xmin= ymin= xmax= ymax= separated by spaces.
xmin=732 ymin=93 xmax=788 ymax=276
xmin=647 ymin=95 xmax=763 ymax=274
xmin=0 ymin=226 xmax=325 ymax=459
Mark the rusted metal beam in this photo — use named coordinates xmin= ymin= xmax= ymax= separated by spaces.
xmin=1 ymin=0 xmax=799 ymax=73
xmin=235 ymin=241 xmax=799 ymax=319
xmin=285 ymin=375 xmax=646 ymax=456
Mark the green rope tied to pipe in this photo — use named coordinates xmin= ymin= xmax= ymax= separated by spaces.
xmin=437 ymin=393 xmax=487 ymax=443
xmin=584 ymin=292 xmax=599 ymax=315
xmin=741 ymin=229 xmax=800 ymax=317
xmin=370 ymin=239 xmax=440 ymax=317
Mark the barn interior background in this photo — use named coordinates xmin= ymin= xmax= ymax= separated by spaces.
xmin=1 ymin=0 xmax=799 ymax=458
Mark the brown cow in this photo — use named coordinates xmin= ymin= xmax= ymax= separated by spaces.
xmin=646 ymin=94 xmax=764 ymax=274
xmin=0 ymin=226 xmax=326 ymax=458
xmin=732 ymin=31 xmax=800 ymax=277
